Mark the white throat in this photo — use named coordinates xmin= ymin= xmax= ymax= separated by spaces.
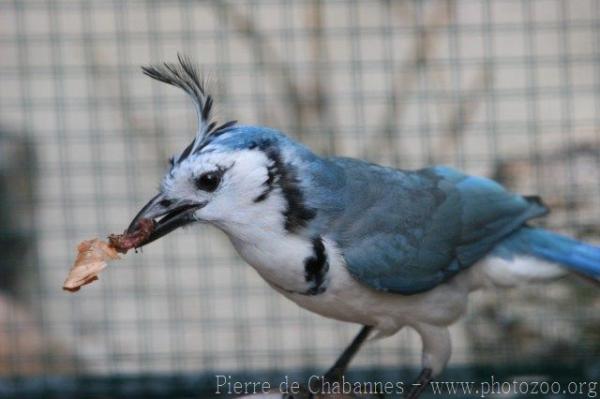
xmin=217 ymin=191 xmax=317 ymax=293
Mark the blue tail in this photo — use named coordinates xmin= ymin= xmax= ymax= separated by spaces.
xmin=499 ymin=227 xmax=600 ymax=279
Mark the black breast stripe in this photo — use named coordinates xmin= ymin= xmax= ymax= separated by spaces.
xmin=304 ymin=237 xmax=329 ymax=295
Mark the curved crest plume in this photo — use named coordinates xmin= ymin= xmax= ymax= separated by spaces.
xmin=141 ymin=54 xmax=236 ymax=165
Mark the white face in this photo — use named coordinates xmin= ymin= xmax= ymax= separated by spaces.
xmin=161 ymin=149 xmax=285 ymax=228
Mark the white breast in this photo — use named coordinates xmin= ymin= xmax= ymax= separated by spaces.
xmin=224 ymin=223 xmax=481 ymax=338
xmin=271 ymin=238 xmax=476 ymax=336
xmin=228 ymin=228 xmax=316 ymax=293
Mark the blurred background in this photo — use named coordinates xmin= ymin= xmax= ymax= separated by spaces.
xmin=0 ymin=0 xmax=599 ymax=397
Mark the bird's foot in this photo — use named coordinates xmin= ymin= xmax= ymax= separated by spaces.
xmin=404 ymin=368 xmax=432 ymax=399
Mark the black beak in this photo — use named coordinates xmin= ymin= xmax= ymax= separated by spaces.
xmin=126 ymin=193 xmax=204 ymax=248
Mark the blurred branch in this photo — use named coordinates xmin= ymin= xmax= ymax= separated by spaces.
xmin=369 ymin=0 xmax=455 ymax=163
xmin=215 ymin=1 xmax=339 ymax=151
xmin=307 ymin=0 xmax=337 ymax=153
xmin=85 ymin=51 xmax=170 ymax=169
xmin=429 ymin=66 xmax=493 ymax=164
xmin=216 ymin=2 xmax=302 ymax=131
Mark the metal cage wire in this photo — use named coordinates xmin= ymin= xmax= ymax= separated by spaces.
xmin=0 ymin=0 xmax=598 ymax=396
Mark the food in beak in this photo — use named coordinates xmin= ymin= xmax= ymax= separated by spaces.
xmin=108 ymin=218 xmax=155 ymax=253
xmin=63 ymin=239 xmax=120 ymax=292
xmin=63 ymin=219 xmax=155 ymax=293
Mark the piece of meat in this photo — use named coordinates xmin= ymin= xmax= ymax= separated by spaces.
xmin=63 ymin=219 xmax=155 ymax=293
xmin=108 ymin=218 xmax=155 ymax=254
xmin=62 ymin=239 xmax=120 ymax=292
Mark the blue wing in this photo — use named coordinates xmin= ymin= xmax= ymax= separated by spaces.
xmin=321 ymin=158 xmax=548 ymax=295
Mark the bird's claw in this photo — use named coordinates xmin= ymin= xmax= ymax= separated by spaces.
xmin=404 ymin=368 xmax=432 ymax=399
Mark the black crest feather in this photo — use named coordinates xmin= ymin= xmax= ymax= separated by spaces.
xmin=141 ymin=54 xmax=237 ymax=164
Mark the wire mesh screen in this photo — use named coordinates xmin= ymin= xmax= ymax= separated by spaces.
xmin=0 ymin=0 xmax=599 ymax=396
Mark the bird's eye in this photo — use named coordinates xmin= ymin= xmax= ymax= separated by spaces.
xmin=195 ymin=171 xmax=221 ymax=192
xmin=159 ymin=198 xmax=173 ymax=208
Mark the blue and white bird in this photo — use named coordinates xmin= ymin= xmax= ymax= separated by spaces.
xmin=127 ymin=56 xmax=600 ymax=398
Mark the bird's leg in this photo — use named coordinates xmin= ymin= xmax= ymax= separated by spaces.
xmin=404 ymin=324 xmax=450 ymax=399
xmin=306 ymin=325 xmax=372 ymax=395
xmin=277 ymin=324 xmax=374 ymax=399
xmin=323 ymin=325 xmax=373 ymax=383
xmin=404 ymin=368 xmax=432 ymax=399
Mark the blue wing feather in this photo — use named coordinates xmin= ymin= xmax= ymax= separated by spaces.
xmin=318 ymin=160 xmax=548 ymax=294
